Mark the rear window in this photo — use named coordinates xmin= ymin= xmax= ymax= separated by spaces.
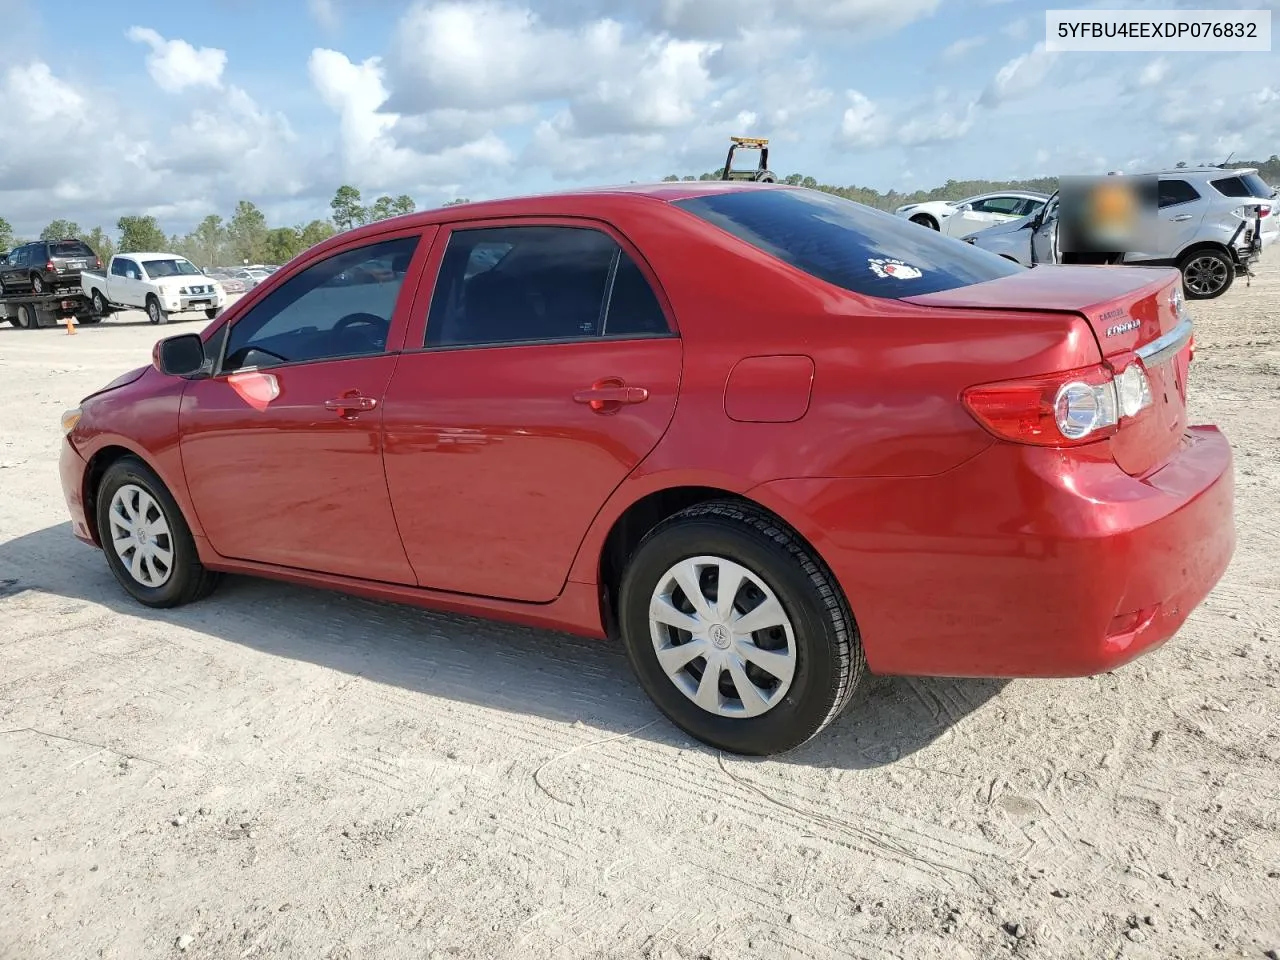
xmin=50 ymin=241 xmax=94 ymax=257
xmin=673 ymin=187 xmax=1023 ymax=299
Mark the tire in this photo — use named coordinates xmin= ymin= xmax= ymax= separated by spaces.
xmin=146 ymin=295 xmax=167 ymax=325
xmin=13 ymin=304 xmax=36 ymax=329
xmin=205 ymin=307 xmax=219 ymax=320
xmin=910 ymin=214 xmax=939 ymax=230
xmin=1179 ymin=248 xmax=1234 ymax=300
xmin=617 ymin=500 xmax=864 ymax=756
xmin=95 ymin=456 xmax=220 ymax=608
xmin=30 ymin=273 xmax=45 ymax=294
xmin=754 ymin=170 xmax=778 ymax=184
xmin=91 ymin=289 xmax=108 ymax=316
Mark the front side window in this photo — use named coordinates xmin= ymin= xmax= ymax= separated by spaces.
xmin=113 ymin=258 xmax=140 ymax=279
xmin=424 ymin=225 xmax=669 ymax=347
xmin=675 ymin=187 xmax=1023 ymax=300
xmin=972 ymin=196 xmax=1025 ymax=215
xmin=222 ymin=236 xmax=419 ymax=372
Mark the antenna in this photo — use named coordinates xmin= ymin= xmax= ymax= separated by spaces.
xmin=1222 ymin=151 xmax=1234 ymax=168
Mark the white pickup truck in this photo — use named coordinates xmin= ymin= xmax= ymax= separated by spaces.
xmin=80 ymin=252 xmax=227 ymax=325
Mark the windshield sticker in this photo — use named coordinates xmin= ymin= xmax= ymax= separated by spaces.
xmin=868 ymin=258 xmax=923 ymax=280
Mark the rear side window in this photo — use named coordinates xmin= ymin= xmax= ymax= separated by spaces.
xmin=424 ymin=225 xmax=669 ymax=347
xmin=1157 ymin=179 xmax=1200 ymax=208
xmin=51 ymin=240 xmax=93 ymax=257
xmin=673 ymin=188 xmax=1023 ymax=300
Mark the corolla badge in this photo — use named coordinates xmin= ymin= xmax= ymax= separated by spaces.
xmin=1105 ymin=318 xmax=1141 ymax=337
xmin=869 ymin=258 xmax=923 ymax=280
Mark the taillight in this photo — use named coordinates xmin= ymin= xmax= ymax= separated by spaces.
xmin=45 ymin=260 xmax=55 ymax=272
xmin=963 ymin=359 xmax=1152 ymax=447
xmin=1260 ymin=205 xmax=1272 ymax=218
xmin=95 ymin=257 xmax=102 ymax=269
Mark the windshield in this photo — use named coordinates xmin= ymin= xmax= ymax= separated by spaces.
xmin=143 ymin=258 xmax=202 ymax=278
xmin=1241 ymin=172 xmax=1273 ymax=199
xmin=675 ymin=187 xmax=1024 ymax=299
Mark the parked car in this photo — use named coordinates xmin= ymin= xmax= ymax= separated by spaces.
xmin=80 ymin=253 xmax=227 ymax=324
xmin=58 ymin=183 xmax=1233 ymax=756
xmin=0 ymin=238 xmax=102 ymax=295
xmin=894 ymin=191 xmax=1050 ymax=238
xmin=233 ymin=268 xmax=270 ymax=289
xmin=970 ymin=168 xmax=1272 ymax=299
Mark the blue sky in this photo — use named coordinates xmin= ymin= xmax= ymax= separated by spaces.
xmin=1 ymin=0 xmax=1277 ymax=237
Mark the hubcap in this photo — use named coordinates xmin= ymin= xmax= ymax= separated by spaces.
xmin=107 ymin=484 xmax=174 ymax=588
xmin=649 ymin=555 xmax=797 ymax=719
xmin=1184 ymin=256 xmax=1228 ymax=296
xmin=149 ymin=303 xmax=159 ymax=322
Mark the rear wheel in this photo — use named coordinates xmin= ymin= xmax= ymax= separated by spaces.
xmin=618 ymin=500 xmax=864 ymax=756
xmin=30 ymin=273 xmax=45 ymax=294
xmin=910 ymin=214 xmax=939 ymax=230
xmin=146 ymin=295 xmax=167 ymax=325
xmin=1179 ymin=248 xmax=1234 ymax=300
xmin=91 ymin=289 xmax=108 ymax=316
xmin=95 ymin=456 xmax=220 ymax=608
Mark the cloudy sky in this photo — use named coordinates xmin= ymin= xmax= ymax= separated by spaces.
xmin=1 ymin=0 xmax=1277 ymax=237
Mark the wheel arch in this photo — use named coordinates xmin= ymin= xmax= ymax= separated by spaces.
xmin=80 ymin=441 xmax=184 ymax=547
xmin=585 ymin=477 xmax=846 ymax=641
xmin=1174 ymin=239 xmax=1235 ymax=265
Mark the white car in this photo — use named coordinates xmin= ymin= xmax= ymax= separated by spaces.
xmin=80 ymin=253 xmax=227 ymax=325
xmin=894 ymin=191 xmax=1050 ymax=239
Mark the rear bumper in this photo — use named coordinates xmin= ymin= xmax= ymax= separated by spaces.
xmin=753 ymin=425 xmax=1234 ymax=678
xmin=59 ymin=437 xmax=96 ymax=546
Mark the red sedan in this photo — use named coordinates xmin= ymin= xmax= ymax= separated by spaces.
xmin=58 ymin=183 xmax=1234 ymax=756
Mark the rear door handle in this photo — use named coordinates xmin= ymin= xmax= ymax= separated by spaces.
xmin=573 ymin=380 xmax=649 ymax=412
xmin=324 ymin=392 xmax=378 ymax=417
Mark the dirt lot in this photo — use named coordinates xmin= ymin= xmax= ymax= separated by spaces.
xmin=1 ymin=262 xmax=1278 ymax=960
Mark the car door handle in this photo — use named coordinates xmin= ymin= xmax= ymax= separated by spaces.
xmin=1171 ymin=214 xmax=1194 ymax=222
xmin=573 ymin=381 xmax=649 ymax=412
xmin=324 ymin=393 xmax=378 ymax=416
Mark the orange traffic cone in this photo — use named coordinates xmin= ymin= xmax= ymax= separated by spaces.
xmin=65 ymin=316 xmax=77 ymax=335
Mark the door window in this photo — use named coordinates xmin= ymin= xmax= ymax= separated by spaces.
xmin=1157 ymin=179 xmax=1201 ymax=208
xmin=221 ymin=236 xmax=419 ymax=372
xmin=424 ymin=225 xmax=670 ymax=347
xmin=972 ymin=196 xmax=1025 ymax=215
xmin=113 ymin=258 xmax=139 ymax=278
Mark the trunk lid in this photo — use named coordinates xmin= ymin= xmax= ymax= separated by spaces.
xmin=904 ymin=264 xmax=1192 ymax=477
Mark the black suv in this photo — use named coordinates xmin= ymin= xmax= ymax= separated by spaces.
xmin=0 ymin=239 xmax=101 ymax=295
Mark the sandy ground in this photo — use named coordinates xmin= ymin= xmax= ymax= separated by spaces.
xmin=0 ymin=263 xmax=1277 ymax=960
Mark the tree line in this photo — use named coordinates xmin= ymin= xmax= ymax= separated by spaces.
xmin=3 ymin=157 xmax=1275 ymax=269
xmin=664 ymin=156 xmax=1280 ymax=210
xmin=0 ymin=185 xmax=445 ymax=270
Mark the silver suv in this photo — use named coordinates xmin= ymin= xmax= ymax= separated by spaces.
xmin=970 ymin=167 xmax=1273 ymax=299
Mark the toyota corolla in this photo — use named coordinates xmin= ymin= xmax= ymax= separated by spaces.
xmin=59 ymin=183 xmax=1234 ymax=756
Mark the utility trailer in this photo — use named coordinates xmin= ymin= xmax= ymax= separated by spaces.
xmin=0 ymin=287 xmax=100 ymax=329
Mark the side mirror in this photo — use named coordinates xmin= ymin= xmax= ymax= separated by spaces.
xmin=153 ymin=333 xmax=206 ymax=377
xmin=957 ymin=202 xmax=973 ymax=212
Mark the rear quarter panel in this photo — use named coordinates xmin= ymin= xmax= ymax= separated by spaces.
xmin=567 ymin=202 xmax=1100 ymax=582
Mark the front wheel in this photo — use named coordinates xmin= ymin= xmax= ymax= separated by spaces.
xmin=205 ymin=307 xmax=219 ymax=320
xmin=618 ymin=501 xmax=864 ymax=756
xmin=146 ymin=296 xmax=167 ymax=325
xmin=1179 ymin=248 xmax=1234 ymax=300
xmin=95 ymin=456 xmax=219 ymax=607
xmin=910 ymin=214 xmax=939 ymax=230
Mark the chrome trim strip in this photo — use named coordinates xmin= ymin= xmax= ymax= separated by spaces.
xmin=1136 ymin=316 xmax=1193 ymax=368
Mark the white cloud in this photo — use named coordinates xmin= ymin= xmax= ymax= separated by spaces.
xmin=838 ymin=88 xmax=977 ymax=150
xmin=1136 ymin=57 xmax=1169 ymax=88
xmin=980 ymin=42 xmax=1057 ymax=106
xmin=1001 ymin=18 xmax=1030 ymax=40
xmin=308 ymin=48 xmax=514 ymax=193
xmin=942 ymin=36 xmax=986 ymax=60
xmin=126 ymin=26 xmax=226 ymax=92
